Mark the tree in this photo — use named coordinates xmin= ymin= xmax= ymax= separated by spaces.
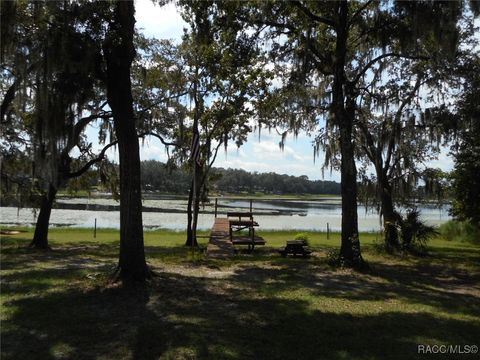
xmin=355 ymin=64 xmax=443 ymax=251
xmin=450 ymin=57 xmax=480 ymax=228
xmin=103 ymin=0 xmax=150 ymax=281
xmin=1 ymin=1 xmax=114 ymax=249
xmin=234 ymin=1 xmax=373 ymax=267
xmin=354 ymin=4 xmax=478 ymax=251
xmin=2 ymin=1 xmax=153 ymax=280
xmin=179 ymin=0 xmax=269 ymax=246
xmin=236 ymin=1 xmax=473 ymax=267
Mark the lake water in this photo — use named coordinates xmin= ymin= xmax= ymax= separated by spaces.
xmin=0 ymin=197 xmax=450 ymax=232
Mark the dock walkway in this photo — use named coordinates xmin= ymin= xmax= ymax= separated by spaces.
xmin=206 ymin=218 xmax=235 ymax=259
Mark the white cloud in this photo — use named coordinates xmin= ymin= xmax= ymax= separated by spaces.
xmin=140 ymin=144 xmax=169 ymax=162
xmin=428 ymin=149 xmax=454 ymax=172
xmin=105 ymin=146 xmax=119 ymax=163
xmin=214 ymin=156 xmax=338 ymax=181
xmin=252 ymin=141 xmax=307 ymax=162
xmin=102 ymin=137 xmax=170 ymax=164
xmin=135 ymin=0 xmax=186 ymax=41
xmin=212 ymin=133 xmax=339 ymax=181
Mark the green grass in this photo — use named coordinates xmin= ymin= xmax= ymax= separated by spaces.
xmin=1 ymin=227 xmax=479 ymax=360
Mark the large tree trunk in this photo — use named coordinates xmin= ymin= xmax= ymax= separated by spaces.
xmin=185 ymin=179 xmax=198 ymax=247
xmin=332 ymin=1 xmax=364 ymax=268
xmin=185 ymin=167 xmax=200 ymax=247
xmin=380 ymin=181 xmax=402 ymax=252
xmin=30 ymin=184 xmax=57 ymax=249
xmin=338 ymin=119 xmax=362 ymax=265
xmin=186 ymin=82 xmax=202 ymax=247
xmin=191 ymin=190 xmax=200 ymax=246
xmin=104 ymin=0 xmax=148 ymax=282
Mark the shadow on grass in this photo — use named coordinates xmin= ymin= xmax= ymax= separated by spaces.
xmin=2 ymin=238 xmax=480 ymax=359
xmin=1 ymin=270 xmax=480 ymax=360
xmin=230 ymin=255 xmax=480 ymax=319
xmin=427 ymin=245 xmax=480 ymax=263
xmin=0 ymin=242 xmax=118 ymax=274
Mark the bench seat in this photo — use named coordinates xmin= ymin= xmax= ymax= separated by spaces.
xmin=231 ymin=236 xmax=266 ymax=246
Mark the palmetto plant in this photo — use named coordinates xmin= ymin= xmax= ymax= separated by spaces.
xmin=400 ymin=208 xmax=439 ymax=252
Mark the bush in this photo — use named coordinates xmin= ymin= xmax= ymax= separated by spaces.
xmin=294 ymin=232 xmax=310 ymax=245
xmin=439 ymin=220 xmax=480 ymax=243
xmin=379 ymin=209 xmax=438 ymax=255
xmin=401 ymin=208 xmax=439 ymax=252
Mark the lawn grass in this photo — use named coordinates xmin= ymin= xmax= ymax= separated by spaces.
xmin=1 ymin=227 xmax=479 ymax=360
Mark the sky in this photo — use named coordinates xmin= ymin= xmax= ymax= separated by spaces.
xmin=97 ymin=0 xmax=454 ymax=182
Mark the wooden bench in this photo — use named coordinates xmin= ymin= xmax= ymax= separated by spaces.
xmin=227 ymin=212 xmax=264 ymax=250
xmin=279 ymin=240 xmax=312 ymax=257
xmin=227 ymin=212 xmax=259 ymax=237
xmin=227 ymin=212 xmax=255 ymax=221
xmin=231 ymin=236 xmax=266 ymax=251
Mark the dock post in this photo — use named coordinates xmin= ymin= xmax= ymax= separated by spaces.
xmin=94 ymin=218 xmax=97 ymax=238
xmin=215 ymin=198 xmax=218 ymax=218
xmin=249 ymin=199 xmax=253 ymax=213
xmin=327 ymin=222 xmax=329 ymax=240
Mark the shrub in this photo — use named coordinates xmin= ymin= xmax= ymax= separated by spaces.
xmin=294 ymin=232 xmax=310 ymax=245
xmin=400 ymin=208 xmax=439 ymax=252
xmin=379 ymin=209 xmax=439 ymax=255
xmin=439 ymin=220 xmax=480 ymax=243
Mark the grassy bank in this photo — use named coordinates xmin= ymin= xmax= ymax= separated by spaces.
xmin=1 ymin=227 xmax=479 ymax=359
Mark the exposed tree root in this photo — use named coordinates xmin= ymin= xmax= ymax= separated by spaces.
xmin=28 ymin=241 xmax=53 ymax=251
xmin=109 ymin=264 xmax=157 ymax=286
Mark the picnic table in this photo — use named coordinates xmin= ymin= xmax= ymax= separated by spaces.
xmin=278 ymin=240 xmax=312 ymax=257
xmin=227 ymin=212 xmax=264 ymax=250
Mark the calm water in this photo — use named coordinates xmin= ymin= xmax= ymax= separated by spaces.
xmin=0 ymin=197 xmax=450 ymax=232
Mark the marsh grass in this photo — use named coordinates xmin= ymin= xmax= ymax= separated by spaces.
xmin=1 ymin=227 xmax=479 ymax=359
xmin=439 ymin=220 xmax=480 ymax=244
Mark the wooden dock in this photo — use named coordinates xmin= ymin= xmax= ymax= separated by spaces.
xmin=206 ymin=218 xmax=235 ymax=259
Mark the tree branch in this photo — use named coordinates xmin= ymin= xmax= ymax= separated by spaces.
xmin=384 ymin=75 xmax=423 ymax=170
xmin=1 ymin=80 xmax=19 ymax=123
xmin=208 ymin=140 xmax=224 ymax=170
xmin=348 ymin=0 xmax=375 ymax=28
xmin=356 ymin=114 xmax=377 ymax=165
xmin=355 ymin=52 xmax=430 ymax=85
xmin=61 ymin=112 xmax=113 ymax=159
xmin=289 ymin=0 xmax=335 ymax=27
xmin=1 ymin=62 xmax=39 ymax=123
xmin=237 ymin=13 xmax=296 ymax=32
xmin=137 ymin=90 xmax=189 ymax=117
xmin=138 ymin=131 xmax=178 ymax=147
xmin=67 ymin=141 xmax=118 ymax=179
xmin=199 ymin=139 xmax=224 ymax=194
xmin=387 ymin=155 xmax=404 ymax=179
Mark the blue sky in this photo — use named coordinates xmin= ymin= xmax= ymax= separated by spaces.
xmin=106 ymin=0 xmax=453 ymax=182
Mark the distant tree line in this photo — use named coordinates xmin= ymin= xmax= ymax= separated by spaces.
xmin=140 ymin=160 xmax=340 ymax=195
